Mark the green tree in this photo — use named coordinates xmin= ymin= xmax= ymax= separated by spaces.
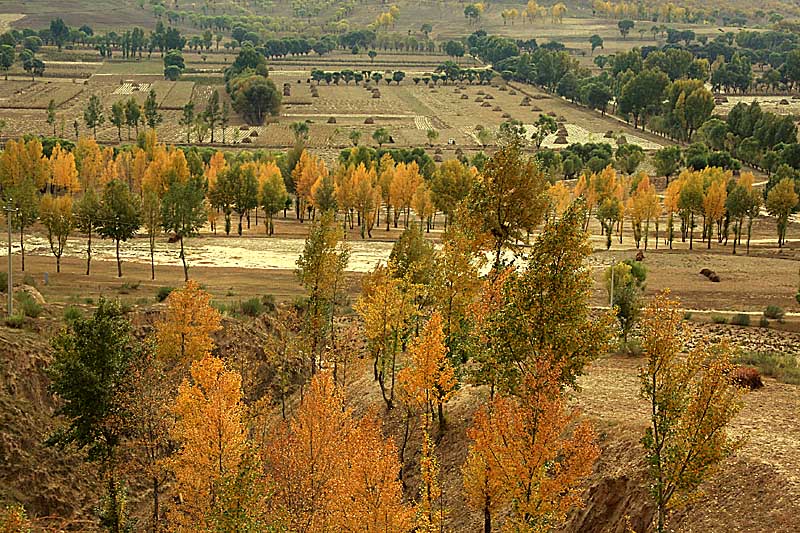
xmin=47 ymin=99 xmax=58 ymax=136
xmin=110 ymin=100 xmax=125 ymax=141
xmin=180 ymin=102 xmax=195 ymax=143
xmin=7 ymin=178 xmax=39 ymax=271
xmin=205 ymin=90 xmax=221 ymax=143
xmin=467 ymin=139 xmax=549 ymax=270
xmin=605 ymin=260 xmax=646 ymax=342
xmin=614 ymin=144 xmax=645 ymax=174
xmin=228 ymin=74 xmax=281 ymax=125
xmin=296 ymin=212 xmax=350 ymax=375
xmin=373 ymin=127 xmax=391 ymax=147
xmin=653 ymin=146 xmax=682 ymax=183
xmin=618 ymin=19 xmax=635 ymax=39
xmin=74 ymin=188 xmax=101 ymax=275
xmin=0 ymin=44 xmax=14 ymax=80
xmin=589 ymin=34 xmax=603 ymax=54
xmin=84 ymin=94 xmax=105 ymax=139
xmin=234 ymin=165 xmax=258 ymax=235
xmin=144 ymin=89 xmax=162 ymax=130
xmin=98 ymin=180 xmax=142 ymax=277
xmin=618 ymin=69 xmax=669 ymax=129
xmin=50 ymin=18 xmax=70 ymax=51
xmin=260 ymin=172 xmax=288 ymax=235
xmin=47 ymin=299 xmax=136 ymax=533
xmin=161 ymin=177 xmax=207 ymax=281
xmin=124 ymin=98 xmax=141 ymax=139
xmin=766 ymin=178 xmax=798 ymax=248
xmin=141 ymin=187 xmax=161 ymax=280
xmin=677 ymin=172 xmax=704 ymax=249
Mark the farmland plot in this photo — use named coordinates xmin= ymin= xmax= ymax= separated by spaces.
xmin=0 ymin=81 xmax=84 ymax=109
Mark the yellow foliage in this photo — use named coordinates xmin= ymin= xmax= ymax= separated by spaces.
xmin=155 ymin=280 xmax=222 ymax=365
xmin=49 ymin=143 xmax=80 ymax=194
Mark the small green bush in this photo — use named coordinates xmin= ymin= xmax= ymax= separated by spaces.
xmin=17 ymin=292 xmax=42 ymax=318
xmin=84 ymin=297 xmax=94 ymax=305
xmin=735 ymin=351 xmax=800 ymax=385
xmin=63 ymin=305 xmax=82 ymax=322
xmin=119 ymin=301 xmax=133 ymax=314
xmin=22 ymin=274 xmax=36 ymax=287
xmin=764 ymin=305 xmax=785 ymax=321
xmin=119 ymin=281 xmax=140 ymax=294
xmin=710 ymin=313 xmax=728 ymax=324
xmin=240 ymin=297 xmax=265 ymax=317
xmin=4 ymin=314 xmax=24 ymax=328
xmin=155 ymin=286 xmax=175 ymax=302
xmin=683 ymin=311 xmax=693 ymax=321
xmin=211 ymin=301 xmax=231 ymax=316
xmin=730 ymin=313 xmax=750 ymax=327
xmin=261 ymin=295 xmax=276 ymax=313
xmin=759 ymin=316 xmax=769 ymax=328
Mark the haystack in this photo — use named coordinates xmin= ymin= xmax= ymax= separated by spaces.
xmin=364 ymin=117 xmax=375 ymax=124
xmin=327 ymin=117 xmax=337 ymax=124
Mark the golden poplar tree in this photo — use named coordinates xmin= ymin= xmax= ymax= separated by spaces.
xmin=352 ymin=161 xmax=380 ymax=238
xmin=640 ymin=292 xmax=744 ymax=533
xmin=416 ymin=432 xmax=446 ymax=532
xmin=155 ymin=280 xmax=222 ymax=365
xmin=49 ymin=143 xmax=80 ymax=194
xmin=39 ymin=194 xmax=74 ymax=273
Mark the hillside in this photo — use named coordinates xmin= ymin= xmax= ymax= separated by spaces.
xmin=2 ymin=305 xmax=799 ymax=531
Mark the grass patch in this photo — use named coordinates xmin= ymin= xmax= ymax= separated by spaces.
xmin=119 ymin=281 xmax=140 ymax=294
xmin=17 ymin=292 xmax=43 ymax=318
xmin=155 ymin=286 xmax=175 ymax=302
xmin=4 ymin=314 xmax=25 ymax=328
xmin=763 ymin=305 xmax=785 ymax=321
xmin=735 ymin=351 xmax=800 ymax=385
xmin=63 ymin=305 xmax=82 ymax=322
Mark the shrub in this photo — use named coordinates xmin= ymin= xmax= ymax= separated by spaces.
xmin=17 ymin=292 xmax=42 ymax=318
xmin=710 ymin=313 xmax=728 ymax=324
xmin=0 ymin=271 xmax=6 ymax=292
xmin=683 ymin=311 xmax=693 ymax=321
xmin=156 ymin=286 xmax=175 ymax=302
xmin=240 ymin=297 xmax=265 ymax=317
xmin=119 ymin=281 xmax=140 ymax=294
xmin=763 ymin=305 xmax=785 ymax=321
xmin=735 ymin=351 xmax=800 ymax=385
xmin=4 ymin=314 xmax=24 ymax=328
xmin=617 ymin=339 xmax=643 ymax=357
xmin=22 ymin=274 xmax=36 ymax=287
xmin=63 ymin=305 xmax=82 ymax=322
xmin=119 ymin=300 xmax=133 ymax=314
xmin=730 ymin=313 xmax=750 ymax=327
xmin=759 ymin=316 xmax=770 ymax=328
xmin=732 ymin=366 xmax=764 ymax=390
xmin=84 ymin=297 xmax=94 ymax=304
xmin=261 ymin=294 xmax=276 ymax=313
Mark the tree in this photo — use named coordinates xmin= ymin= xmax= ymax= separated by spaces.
xmin=296 ymin=213 xmax=349 ymax=375
xmin=619 ymin=69 xmax=669 ymax=129
xmin=167 ymin=354 xmax=263 ymax=530
xmin=463 ymin=363 xmax=599 ymax=533
xmin=264 ymin=372 xmax=413 ymax=531
xmin=141 ymin=187 xmax=161 ymax=280
xmin=98 ymin=179 xmax=142 ymax=277
xmin=260 ymin=171 xmax=288 ymax=235
xmin=73 ymin=188 xmax=101 ymax=275
xmin=163 ymin=49 xmax=184 ymax=79
xmin=474 ymin=201 xmax=615 ymax=395
xmin=398 ymin=312 xmax=456 ymax=428
xmin=40 ymin=194 xmax=74 ymax=273
xmin=653 ymin=146 xmax=681 ymax=183
xmin=444 ymin=40 xmax=466 ymax=60
xmin=144 ymin=89 xmax=162 ymax=129
xmin=766 ymin=178 xmax=798 ymax=248
xmin=640 ymin=292 xmax=743 ymax=533
xmin=47 ymin=99 xmax=57 ymax=135
xmin=124 ymin=98 xmax=141 ymax=139
xmin=530 ymin=114 xmax=557 ymax=149
xmin=84 ymin=94 xmax=105 ymax=139
xmin=179 ymin=102 xmax=194 ymax=143
xmin=416 ymin=433 xmax=446 ymax=532
xmin=368 ymin=49 xmax=377 ymax=62
xmin=349 ymin=129 xmax=362 ymax=146
xmin=605 ymin=260 xmax=646 ymax=342
xmin=205 ymin=90 xmax=221 ymax=143
xmin=50 ymin=18 xmax=70 ymax=50
xmin=109 ymin=100 xmax=125 ymax=141
xmin=373 ymin=127 xmax=391 ymax=147
xmin=289 ymin=121 xmax=309 ymax=143
xmin=155 ymin=280 xmax=222 ymax=365
xmin=0 ymin=44 xmax=14 ymax=80
xmin=228 ymin=74 xmax=281 ymax=125
xmin=47 ymin=299 xmax=135 ymax=533
xmin=234 ymin=165 xmax=258 ymax=234
xmin=6 ymin=177 xmax=39 ymax=272
xmin=618 ymin=19 xmax=635 ymax=39
xmin=589 ymin=34 xmax=603 ymax=54
xmin=466 ymin=139 xmax=549 ymax=271
xmin=161 ymin=177 xmax=206 ymax=281
xmin=677 ymin=171 xmax=704 ymax=249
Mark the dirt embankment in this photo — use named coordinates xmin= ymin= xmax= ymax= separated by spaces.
xmin=2 ymin=309 xmax=799 ymax=531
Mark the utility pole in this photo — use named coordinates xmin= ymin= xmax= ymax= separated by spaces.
xmin=4 ymin=199 xmax=16 ymax=316
xmin=609 ymin=258 xmax=615 ymax=309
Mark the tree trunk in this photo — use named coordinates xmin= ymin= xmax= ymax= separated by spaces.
xmin=116 ymin=239 xmax=122 ymax=277
xmin=56 ymin=254 xmax=61 ymax=273
xmin=180 ymin=236 xmax=188 ymax=281
xmin=20 ymin=231 xmax=25 ymax=271
xmin=152 ymin=476 xmax=159 ymax=533
xmin=86 ymin=232 xmax=92 ymax=275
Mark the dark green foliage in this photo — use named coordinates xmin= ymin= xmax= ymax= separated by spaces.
xmin=763 ymin=305 xmax=785 ymax=321
xmin=239 ymin=297 xmax=264 ymax=317
xmin=155 ymin=286 xmax=175 ymax=302
xmin=730 ymin=313 xmax=751 ymax=327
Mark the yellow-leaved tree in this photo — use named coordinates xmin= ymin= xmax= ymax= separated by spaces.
xmin=155 ymin=280 xmax=222 ymax=365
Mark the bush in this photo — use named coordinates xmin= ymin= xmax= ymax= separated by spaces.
xmin=119 ymin=281 xmax=140 ymax=294
xmin=4 ymin=314 xmax=24 ymax=328
xmin=0 ymin=271 xmax=6 ymax=292
xmin=617 ymin=339 xmax=643 ymax=357
xmin=261 ymin=294 xmax=276 ymax=313
xmin=683 ymin=311 xmax=693 ymax=321
xmin=22 ymin=274 xmax=36 ymax=287
xmin=156 ymin=286 xmax=175 ymax=302
xmin=710 ymin=313 xmax=728 ymax=324
xmin=240 ymin=297 xmax=265 ymax=317
xmin=763 ymin=305 xmax=785 ymax=321
xmin=735 ymin=351 xmax=800 ymax=385
xmin=730 ymin=313 xmax=750 ymax=327
xmin=63 ymin=305 xmax=82 ymax=322
xmin=17 ymin=292 xmax=42 ymax=318
xmin=732 ymin=366 xmax=764 ymax=390
xmin=759 ymin=316 xmax=770 ymax=328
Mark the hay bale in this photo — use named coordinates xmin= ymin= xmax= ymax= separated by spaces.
xmin=498 ymin=86 xmax=507 ymax=91
xmin=311 ymin=92 xmax=320 ymax=98
xmin=482 ymin=102 xmax=492 ymax=107
xmin=475 ymin=97 xmax=484 ymax=102
xmin=604 ymin=130 xmax=615 ymax=138
xmin=493 ymin=106 xmax=502 ymax=112
xmin=239 ymin=125 xmax=249 ymax=131
xmin=709 ymin=273 xmax=721 ymax=282
xmin=372 ymin=92 xmax=381 ymax=98
xmin=364 ymin=117 xmax=375 ymax=124
xmin=428 ymin=83 xmax=435 ymax=88
xmin=779 ymin=99 xmax=790 ymax=105
xmin=554 ymin=135 xmax=568 ymax=144
xmin=530 ymin=106 xmax=541 ymax=112
xmin=700 ymin=268 xmax=712 ymax=278
xmin=461 ymin=94 xmax=469 ymax=99
xmin=435 ymin=147 xmax=443 ymax=154
xmin=477 ymin=90 xmax=485 ymax=95
xmin=249 ymin=130 xmax=259 ymax=137
xmin=475 ymin=124 xmax=484 ymax=131
xmin=484 ymin=94 xmax=494 ymax=100
xmin=547 ymin=111 xmax=557 ymax=117
xmin=501 ymin=113 xmax=512 ymax=118
xmin=327 ymin=117 xmax=337 ymax=124
xmin=557 ymin=116 xmax=567 ymax=122
xmin=509 ymin=90 xmax=517 ymax=95
xmin=635 ymin=250 xmax=644 ymax=262
xmin=240 ymin=137 xmax=252 ymax=143
xmin=434 ymin=154 xmax=443 ymax=162
xmin=616 ymin=135 xmax=628 ymax=146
